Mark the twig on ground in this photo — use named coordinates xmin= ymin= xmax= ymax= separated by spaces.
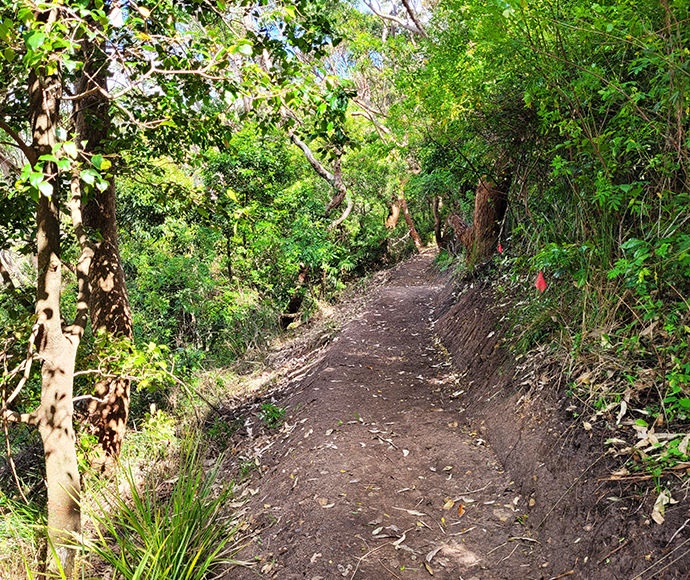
xmin=509 ymin=536 xmax=540 ymax=544
xmin=377 ymin=558 xmax=402 ymax=580
xmin=449 ymin=526 xmax=476 ymax=536
xmin=634 ymin=536 xmax=690 ymax=579
xmin=463 ymin=482 xmax=491 ymax=494
xmin=487 ymin=542 xmax=507 ymax=555
xmin=547 ymin=571 xmax=574 ymax=580
xmin=499 ymin=543 xmax=519 ymax=563
xmin=596 ymin=539 xmax=630 ymax=565
xmin=351 ymin=535 xmax=396 ymax=580
xmin=666 ymin=519 xmax=690 ymax=548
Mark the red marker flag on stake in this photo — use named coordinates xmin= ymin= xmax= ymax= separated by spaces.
xmin=498 ymin=243 xmax=503 ymax=254
xmin=535 ymin=271 xmax=547 ymax=293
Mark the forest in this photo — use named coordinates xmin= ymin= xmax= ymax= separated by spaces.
xmin=1 ymin=0 xmax=689 ymax=578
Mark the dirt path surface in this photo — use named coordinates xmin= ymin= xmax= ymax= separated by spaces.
xmin=218 ymin=251 xmax=690 ymax=580
xmin=220 ymin=251 xmax=548 ymax=580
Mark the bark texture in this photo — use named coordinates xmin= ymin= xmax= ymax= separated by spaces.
xmin=74 ymin=40 xmax=134 ymax=459
xmin=29 ymin=63 xmax=82 ymax=575
xmin=289 ymin=134 xmax=350 ymax=219
xmin=448 ymin=168 xmax=512 ymax=265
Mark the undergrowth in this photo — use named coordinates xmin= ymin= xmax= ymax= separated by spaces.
xmin=83 ymin=439 xmax=237 ymax=580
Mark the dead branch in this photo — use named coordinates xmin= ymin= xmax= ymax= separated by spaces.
xmin=400 ymin=0 xmax=427 ymax=37
xmin=363 ymin=0 xmax=425 ymax=36
xmin=290 ymin=134 xmax=334 ymax=182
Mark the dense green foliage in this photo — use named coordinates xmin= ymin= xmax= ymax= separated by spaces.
xmin=387 ymin=0 xmax=690 ymax=425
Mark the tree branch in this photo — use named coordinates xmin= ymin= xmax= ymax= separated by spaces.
xmin=290 ymin=134 xmax=335 ymax=182
xmin=2 ymin=409 xmax=40 ymax=425
xmin=324 ymin=154 xmax=348 ymax=216
xmin=0 ymin=119 xmax=36 ymax=166
xmin=363 ymin=0 xmax=425 ymax=36
xmin=327 ymin=192 xmax=354 ymax=230
xmin=400 ymin=0 xmax=427 ymax=37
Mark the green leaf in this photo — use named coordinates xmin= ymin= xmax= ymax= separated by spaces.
xmin=92 ymin=154 xmax=104 ymax=169
xmin=63 ymin=141 xmax=78 ymax=159
xmin=38 ymin=181 xmax=53 ymax=197
xmin=2 ymin=48 xmax=16 ymax=62
xmin=238 ymin=43 xmax=253 ymax=56
xmin=24 ymin=30 xmax=46 ymax=51
xmin=29 ymin=172 xmax=44 ymax=188
xmin=81 ymin=168 xmax=98 ymax=186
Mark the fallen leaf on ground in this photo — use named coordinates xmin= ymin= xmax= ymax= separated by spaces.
xmin=392 ymin=506 xmax=427 ymax=517
xmin=652 ymin=491 xmax=672 ymax=524
xmin=424 ymin=562 xmax=434 ymax=575
xmin=442 ymin=498 xmax=455 ymax=510
xmin=679 ymin=433 xmax=690 ymax=456
xmin=457 ymin=504 xmax=465 ymax=517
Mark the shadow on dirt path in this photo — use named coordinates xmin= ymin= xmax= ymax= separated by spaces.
xmin=221 ymin=251 xmax=548 ymax=580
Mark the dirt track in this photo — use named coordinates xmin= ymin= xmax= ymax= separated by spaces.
xmin=220 ymin=251 xmax=552 ymax=579
xmin=219 ymin=250 xmax=690 ymax=580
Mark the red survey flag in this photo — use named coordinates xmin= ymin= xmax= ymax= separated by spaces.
xmin=535 ymin=271 xmax=547 ymax=292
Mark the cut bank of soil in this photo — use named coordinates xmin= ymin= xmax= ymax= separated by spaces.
xmin=218 ymin=251 xmax=690 ymax=580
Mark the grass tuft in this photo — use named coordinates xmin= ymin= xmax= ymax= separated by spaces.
xmin=83 ymin=438 xmax=237 ymax=580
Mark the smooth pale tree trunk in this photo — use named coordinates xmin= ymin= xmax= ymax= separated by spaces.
xmin=28 ymin=63 xmax=82 ymax=576
xmin=432 ymin=196 xmax=446 ymax=248
xmin=74 ymin=39 xmax=134 ymax=461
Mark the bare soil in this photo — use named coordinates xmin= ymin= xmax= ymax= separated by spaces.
xmin=217 ymin=250 xmax=690 ymax=580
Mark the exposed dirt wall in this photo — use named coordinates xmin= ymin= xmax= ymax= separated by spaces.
xmin=435 ymin=274 xmax=690 ymax=579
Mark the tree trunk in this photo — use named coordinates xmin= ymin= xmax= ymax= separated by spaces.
xmin=29 ymin=63 xmax=82 ymax=576
xmin=466 ymin=172 xmax=511 ymax=264
xmin=75 ymin=39 xmax=134 ymax=460
xmin=385 ymin=200 xmax=401 ymax=229
xmin=225 ymin=229 xmax=233 ymax=283
xmin=432 ymin=196 xmax=445 ymax=248
xmin=399 ymin=194 xmax=423 ymax=250
xmin=448 ymin=168 xmax=512 ymax=265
